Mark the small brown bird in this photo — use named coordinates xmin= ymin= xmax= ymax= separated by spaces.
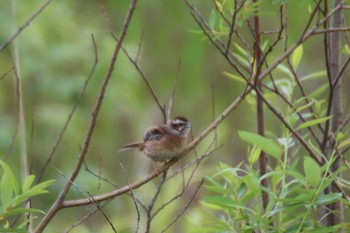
xmin=120 ymin=116 xmax=192 ymax=162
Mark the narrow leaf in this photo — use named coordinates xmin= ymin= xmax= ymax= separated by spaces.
xmin=223 ymin=71 xmax=245 ymax=83
xmin=315 ymin=193 xmax=342 ymax=206
xmin=0 ymin=229 xmax=27 ymax=233
xmin=300 ymin=70 xmax=327 ymax=82
xmin=338 ymin=138 xmax=350 ymax=149
xmin=296 ymin=115 xmax=333 ymax=130
xmin=203 ymin=196 xmax=251 ymax=211
xmin=249 ymin=145 xmax=261 ymax=165
xmin=303 ymin=157 xmax=321 ymax=188
xmin=0 ymin=160 xmax=19 ymax=209
xmin=276 ymin=64 xmax=293 ymax=79
xmin=22 ymin=175 xmax=35 ymax=193
xmin=309 ymin=84 xmax=328 ymax=99
xmin=291 ymin=45 xmax=303 ymax=69
xmin=3 ymin=208 xmax=45 ymax=218
xmin=209 ymin=10 xmax=217 ymax=29
xmin=238 ymin=131 xmax=281 ymax=160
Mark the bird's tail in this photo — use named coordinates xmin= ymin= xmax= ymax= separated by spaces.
xmin=119 ymin=141 xmax=143 ymax=153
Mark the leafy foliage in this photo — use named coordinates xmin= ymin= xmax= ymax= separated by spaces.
xmin=197 ymin=157 xmax=347 ymax=233
xmin=0 ymin=160 xmax=55 ymax=232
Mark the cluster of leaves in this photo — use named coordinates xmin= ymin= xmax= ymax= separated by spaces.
xmin=196 ymin=143 xmax=348 ymax=232
xmin=0 ymin=160 xmax=54 ymax=232
xmin=191 ymin=0 xmax=350 ymax=230
xmin=194 ymin=43 xmax=350 ymax=233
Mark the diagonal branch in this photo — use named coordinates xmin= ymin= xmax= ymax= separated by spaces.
xmin=0 ymin=0 xmax=52 ymax=51
xmin=37 ymin=35 xmax=99 ymax=183
xmin=62 ymin=86 xmax=251 ymax=208
xmin=33 ymin=1 xmax=138 ymax=232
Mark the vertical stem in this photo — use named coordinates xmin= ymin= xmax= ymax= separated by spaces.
xmin=252 ymin=0 xmax=269 ymax=210
xmin=11 ymin=0 xmax=31 ymax=231
xmin=11 ymin=0 xmax=29 ymax=187
xmin=326 ymin=0 xmax=344 ymax=226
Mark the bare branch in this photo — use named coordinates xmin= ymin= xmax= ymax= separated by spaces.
xmin=37 ymin=34 xmax=99 ymax=183
xmin=98 ymin=0 xmax=166 ymax=121
xmin=62 ymin=87 xmax=250 ymax=208
xmin=34 ymin=1 xmax=138 ymax=232
xmin=313 ymin=27 xmax=350 ymax=34
xmin=0 ymin=0 xmax=52 ymax=51
xmin=64 ymin=199 xmax=113 ymax=233
xmin=166 ymin=58 xmax=181 ymax=123
xmin=160 ymin=179 xmax=204 ymax=233
xmin=120 ymin=163 xmax=141 ymax=233
xmin=55 ymin=167 xmax=118 ymax=233
xmin=0 ymin=66 xmax=14 ymax=81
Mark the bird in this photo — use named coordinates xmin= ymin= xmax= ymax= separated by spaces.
xmin=120 ymin=116 xmax=192 ymax=162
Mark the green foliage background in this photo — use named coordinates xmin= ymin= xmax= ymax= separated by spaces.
xmin=0 ymin=0 xmax=350 ymax=232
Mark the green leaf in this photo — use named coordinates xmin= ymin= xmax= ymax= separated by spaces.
xmin=29 ymin=179 xmax=55 ymax=192
xmin=300 ymin=70 xmax=327 ymax=82
xmin=15 ymin=190 xmax=49 ymax=206
xmin=223 ymin=71 xmax=245 ymax=84
xmin=15 ymin=179 xmax=55 ymax=205
xmin=238 ymin=131 xmax=281 ymax=160
xmin=209 ymin=10 xmax=217 ymax=29
xmin=291 ymin=45 xmax=303 ymax=69
xmin=342 ymin=44 xmax=350 ymax=55
xmin=249 ymin=144 xmax=261 ymax=165
xmin=338 ymin=138 xmax=350 ymax=149
xmin=296 ymin=115 xmax=333 ymax=130
xmin=276 ymin=64 xmax=293 ymax=79
xmin=314 ymin=193 xmax=342 ymax=206
xmin=234 ymin=43 xmax=248 ymax=56
xmin=215 ymin=0 xmax=223 ymax=12
xmin=295 ymin=99 xmax=314 ymax=113
xmin=3 ymin=208 xmax=45 ymax=218
xmin=0 ymin=160 xmax=19 ymax=209
xmin=22 ymin=175 xmax=35 ymax=193
xmin=203 ymin=196 xmax=252 ymax=211
xmin=307 ymin=227 xmax=339 ymax=233
xmin=303 ymin=157 xmax=321 ymax=188
xmin=0 ymin=229 xmax=28 ymax=233
xmin=309 ymin=84 xmax=328 ymax=99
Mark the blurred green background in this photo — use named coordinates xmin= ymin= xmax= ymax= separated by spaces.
xmin=0 ymin=0 xmax=349 ymax=232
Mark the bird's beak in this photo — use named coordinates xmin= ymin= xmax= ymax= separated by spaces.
xmin=186 ymin=122 xmax=193 ymax=128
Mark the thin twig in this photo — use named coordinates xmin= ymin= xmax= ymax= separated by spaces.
xmin=225 ymin=1 xmax=245 ymax=55
xmin=119 ymin=163 xmax=141 ymax=233
xmin=0 ymin=66 xmax=14 ymax=81
xmin=0 ymin=0 xmax=52 ymax=51
xmin=54 ymin=167 xmax=118 ymax=233
xmin=64 ymin=199 xmax=113 ymax=233
xmin=160 ymin=179 xmax=204 ymax=233
xmin=136 ymin=30 xmax=144 ymax=63
xmin=98 ymin=0 xmax=166 ymax=120
xmin=166 ymin=58 xmax=181 ymax=123
xmin=145 ymin=170 xmax=167 ymax=233
xmin=313 ymin=27 xmax=350 ymax=34
xmin=37 ymin=34 xmax=99 ymax=183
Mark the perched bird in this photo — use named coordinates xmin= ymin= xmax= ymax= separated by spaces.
xmin=120 ymin=116 xmax=192 ymax=162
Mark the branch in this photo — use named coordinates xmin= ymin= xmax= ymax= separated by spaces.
xmin=185 ymin=0 xmax=350 ymax=202
xmin=0 ymin=66 xmax=14 ymax=81
xmin=98 ymin=1 xmax=166 ymax=121
xmin=160 ymin=179 xmax=204 ymax=233
xmin=33 ymin=1 xmax=138 ymax=232
xmin=61 ymin=87 xmax=250 ymax=208
xmin=37 ymin=35 xmax=99 ymax=183
xmin=0 ymin=0 xmax=52 ymax=51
